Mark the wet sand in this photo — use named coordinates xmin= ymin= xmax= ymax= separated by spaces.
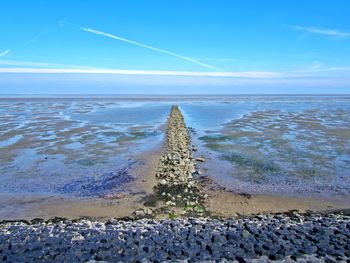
xmin=207 ymin=190 xmax=350 ymax=217
xmin=196 ymin=157 xmax=350 ymax=218
xmin=0 ymin=145 xmax=162 ymax=220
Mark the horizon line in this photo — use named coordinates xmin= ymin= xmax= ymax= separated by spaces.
xmin=1 ymin=93 xmax=350 ymax=96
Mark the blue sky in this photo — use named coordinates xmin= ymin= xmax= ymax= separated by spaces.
xmin=0 ymin=0 xmax=350 ymax=94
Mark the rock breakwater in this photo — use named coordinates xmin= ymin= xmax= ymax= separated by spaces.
xmin=152 ymin=106 xmax=205 ymax=216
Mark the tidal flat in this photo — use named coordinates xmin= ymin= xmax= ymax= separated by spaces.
xmin=0 ymin=95 xmax=350 ymax=219
xmin=199 ymin=107 xmax=350 ymax=195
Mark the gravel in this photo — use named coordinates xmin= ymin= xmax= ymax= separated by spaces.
xmin=1 ymin=212 xmax=349 ymax=262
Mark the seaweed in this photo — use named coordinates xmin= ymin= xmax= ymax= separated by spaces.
xmin=223 ymin=152 xmax=280 ymax=175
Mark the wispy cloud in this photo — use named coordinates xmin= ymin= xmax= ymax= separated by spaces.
xmin=293 ymin=65 xmax=350 ymax=74
xmin=2 ymin=57 xmax=350 ymax=81
xmin=0 ymin=59 xmax=96 ymax=69
xmin=286 ymin=25 xmax=350 ymax=39
xmin=1 ymin=65 xmax=350 ymax=91
xmin=2 ymin=68 xmax=350 ymax=92
xmin=0 ymin=49 xmax=10 ymax=57
xmin=81 ymin=27 xmax=220 ymax=71
xmin=0 ymin=67 xmax=282 ymax=78
xmin=2 ymin=65 xmax=350 ymax=79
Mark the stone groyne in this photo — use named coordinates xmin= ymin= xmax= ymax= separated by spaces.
xmin=153 ymin=105 xmax=205 ymax=216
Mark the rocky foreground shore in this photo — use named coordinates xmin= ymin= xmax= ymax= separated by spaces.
xmin=1 ymin=213 xmax=349 ymax=262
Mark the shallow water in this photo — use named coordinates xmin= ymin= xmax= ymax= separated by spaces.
xmin=0 ymin=99 xmax=171 ymax=197
xmin=0 ymin=95 xmax=350 ymax=201
xmin=179 ymin=96 xmax=350 ymax=196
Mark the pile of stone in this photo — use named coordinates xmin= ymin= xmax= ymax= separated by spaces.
xmin=1 ymin=212 xmax=349 ymax=262
xmin=154 ymin=106 xmax=204 ymax=214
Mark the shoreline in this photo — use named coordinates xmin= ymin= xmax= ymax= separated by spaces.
xmin=2 ymin=189 xmax=349 ymax=221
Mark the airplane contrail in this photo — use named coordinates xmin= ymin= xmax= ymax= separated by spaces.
xmin=81 ymin=27 xmax=219 ymax=71
xmin=0 ymin=49 xmax=10 ymax=57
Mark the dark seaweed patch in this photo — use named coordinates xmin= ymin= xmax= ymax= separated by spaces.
xmin=59 ymin=162 xmax=136 ymax=197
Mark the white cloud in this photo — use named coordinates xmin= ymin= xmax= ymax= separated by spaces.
xmin=0 ymin=67 xmax=284 ymax=78
xmin=294 ymin=65 xmax=350 ymax=74
xmin=1 ymin=64 xmax=350 ymax=79
xmin=81 ymin=27 xmax=220 ymax=70
xmin=287 ymin=25 xmax=350 ymax=38
xmin=0 ymin=49 xmax=10 ymax=57
xmin=0 ymin=59 xmax=96 ymax=69
xmin=1 ymin=68 xmax=350 ymax=92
